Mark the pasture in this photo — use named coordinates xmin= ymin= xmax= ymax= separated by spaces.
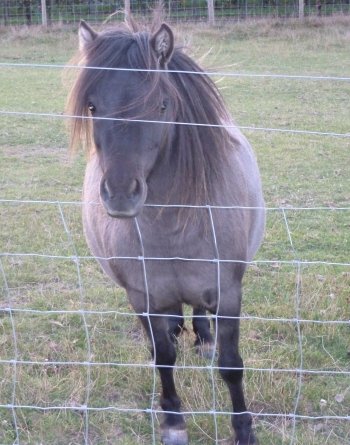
xmin=0 ymin=16 xmax=349 ymax=444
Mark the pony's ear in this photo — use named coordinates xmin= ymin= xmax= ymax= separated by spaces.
xmin=150 ymin=23 xmax=174 ymax=67
xmin=79 ymin=20 xmax=98 ymax=51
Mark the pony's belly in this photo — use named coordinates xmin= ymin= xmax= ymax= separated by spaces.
xmin=83 ymin=209 xmax=247 ymax=313
xmin=115 ymin=258 xmax=234 ymax=314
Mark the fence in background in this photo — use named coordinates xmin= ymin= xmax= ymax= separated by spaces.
xmin=0 ymin=0 xmax=350 ymax=26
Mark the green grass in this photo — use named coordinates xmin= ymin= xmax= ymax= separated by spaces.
xmin=0 ymin=17 xmax=350 ymax=445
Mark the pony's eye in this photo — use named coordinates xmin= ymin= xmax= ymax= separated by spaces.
xmin=160 ymin=100 xmax=168 ymax=113
xmin=88 ymin=102 xmax=96 ymax=114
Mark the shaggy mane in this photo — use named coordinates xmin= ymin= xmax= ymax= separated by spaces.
xmin=66 ymin=19 xmax=238 ymax=206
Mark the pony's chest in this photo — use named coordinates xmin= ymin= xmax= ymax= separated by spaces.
xmin=94 ymin=220 xmax=217 ymax=289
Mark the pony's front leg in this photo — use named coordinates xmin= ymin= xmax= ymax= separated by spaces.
xmin=140 ymin=314 xmax=188 ymax=445
xmin=217 ymin=308 xmax=258 ymax=445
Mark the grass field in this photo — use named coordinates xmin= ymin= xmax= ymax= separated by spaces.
xmin=0 ymin=16 xmax=349 ymax=445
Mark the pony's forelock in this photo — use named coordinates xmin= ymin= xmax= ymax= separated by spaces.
xmin=66 ymin=24 xmax=180 ymax=154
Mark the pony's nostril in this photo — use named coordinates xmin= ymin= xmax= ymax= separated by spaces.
xmin=129 ymin=179 xmax=141 ymax=199
xmin=101 ymin=178 xmax=114 ymax=200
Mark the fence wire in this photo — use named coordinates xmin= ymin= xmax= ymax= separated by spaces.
xmin=0 ymin=200 xmax=349 ymax=444
xmin=0 ymin=62 xmax=349 ymax=444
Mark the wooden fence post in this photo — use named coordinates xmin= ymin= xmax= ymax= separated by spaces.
xmin=299 ymin=0 xmax=304 ymax=18
xmin=125 ymin=0 xmax=131 ymax=17
xmin=41 ymin=0 xmax=47 ymax=26
xmin=207 ymin=0 xmax=215 ymax=24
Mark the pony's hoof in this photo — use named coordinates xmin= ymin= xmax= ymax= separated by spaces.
xmin=234 ymin=434 xmax=259 ymax=445
xmin=195 ymin=342 xmax=215 ymax=360
xmin=161 ymin=427 xmax=188 ymax=445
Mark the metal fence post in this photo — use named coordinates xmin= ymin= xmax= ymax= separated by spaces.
xmin=41 ymin=0 xmax=47 ymax=26
xmin=299 ymin=0 xmax=304 ymax=18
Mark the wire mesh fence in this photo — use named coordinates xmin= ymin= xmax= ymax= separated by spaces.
xmin=1 ymin=0 xmax=350 ymax=26
xmin=0 ymin=67 xmax=350 ymax=444
xmin=1 ymin=199 xmax=350 ymax=444
xmin=0 ymin=17 xmax=350 ymax=443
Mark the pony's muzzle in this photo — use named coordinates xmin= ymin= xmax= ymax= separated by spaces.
xmin=100 ymin=176 xmax=146 ymax=218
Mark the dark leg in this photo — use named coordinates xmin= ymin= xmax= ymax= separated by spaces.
xmin=168 ymin=306 xmax=184 ymax=343
xmin=192 ymin=306 xmax=215 ymax=359
xmin=217 ymin=309 xmax=257 ymax=445
xmin=140 ymin=314 xmax=188 ymax=445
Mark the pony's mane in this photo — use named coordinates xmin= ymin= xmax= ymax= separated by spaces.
xmin=66 ymin=19 xmax=238 ymax=206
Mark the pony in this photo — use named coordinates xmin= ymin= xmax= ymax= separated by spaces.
xmin=67 ymin=18 xmax=265 ymax=445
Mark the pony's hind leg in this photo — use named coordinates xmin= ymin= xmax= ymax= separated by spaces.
xmin=140 ymin=314 xmax=188 ymax=445
xmin=217 ymin=309 xmax=257 ymax=445
xmin=192 ymin=306 xmax=215 ymax=359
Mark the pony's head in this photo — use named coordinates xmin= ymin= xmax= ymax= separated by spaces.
xmin=67 ymin=20 xmax=234 ymax=218
xmin=68 ymin=20 xmax=178 ymax=218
